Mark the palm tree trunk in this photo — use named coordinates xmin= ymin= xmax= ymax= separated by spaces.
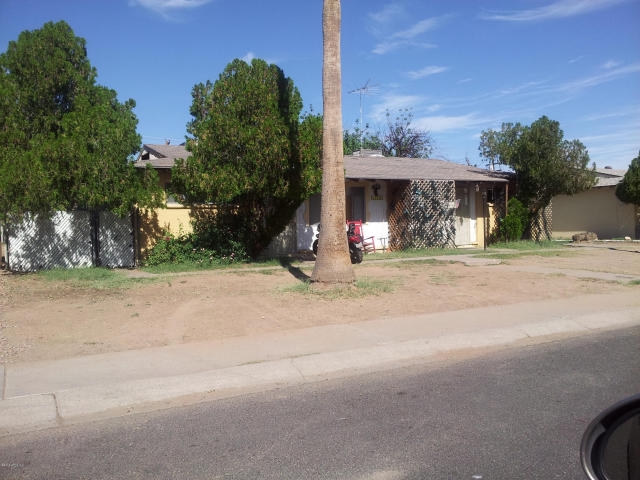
xmin=311 ymin=0 xmax=355 ymax=284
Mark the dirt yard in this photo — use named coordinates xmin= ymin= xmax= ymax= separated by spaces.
xmin=1 ymin=242 xmax=639 ymax=364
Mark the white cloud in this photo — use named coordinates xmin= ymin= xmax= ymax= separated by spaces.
xmin=369 ymin=94 xmax=426 ymax=121
xmin=601 ymin=60 xmax=622 ymax=69
xmin=480 ymin=0 xmax=629 ymax=22
xmin=584 ymin=104 xmax=640 ymax=122
xmin=412 ymin=113 xmax=486 ymax=133
xmin=498 ymin=80 xmax=547 ymax=96
xmin=372 ymin=40 xmax=406 ymax=55
xmin=242 ymin=52 xmax=256 ymax=64
xmin=580 ymin=125 xmax=640 ymax=169
xmin=130 ymin=0 xmax=213 ymax=18
xmin=370 ymin=15 xmax=447 ymax=55
xmin=373 ymin=40 xmax=436 ymax=55
xmin=369 ymin=4 xmax=405 ymax=25
xmin=407 ymin=65 xmax=449 ymax=80
xmin=556 ymin=63 xmax=640 ymax=92
xmin=392 ymin=17 xmax=441 ymax=40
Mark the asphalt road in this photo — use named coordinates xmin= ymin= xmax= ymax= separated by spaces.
xmin=1 ymin=326 xmax=639 ymax=480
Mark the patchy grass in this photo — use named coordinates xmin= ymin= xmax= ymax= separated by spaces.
xmin=36 ymin=267 xmax=157 ymax=289
xmin=488 ymin=240 xmax=570 ymax=250
xmin=480 ymin=250 xmax=574 ymax=260
xmin=140 ymin=257 xmax=299 ymax=275
xmin=428 ymin=272 xmax=460 ymax=285
xmin=388 ymin=258 xmax=455 ymax=267
xmin=381 ymin=248 xmax=481 ymax=259
xmin=280 ymin=276 xmax=396 ymax=299
xmin=141 ymin=260 xmax=251 ymax=274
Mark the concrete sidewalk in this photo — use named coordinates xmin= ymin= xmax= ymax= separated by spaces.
xmin=2 ymin=290 xmax=639 ymax=436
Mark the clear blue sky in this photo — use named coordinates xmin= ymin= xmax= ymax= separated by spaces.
xmin=1 ymin=0 xmax=638 ymax=169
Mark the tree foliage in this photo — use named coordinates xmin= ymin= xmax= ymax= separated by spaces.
xmin=615 ymin=151 xmax=640 ymax=206
xmin=499 ymin=197 xmax=529 ymax=242
xmin=298 ymin=110 xmax=324 ymax=196
xmin=0 ymin=21 xmax=162 ymax=222
xmin=343 ymin=121 xmax=383 ymax=155
xmin=343 ymin=109 xmax=433 ymax=158
xmin=479 ymin=116 xmax=596 ymax=214
xmin=170 ymin=58 xmax=320 ymax=257
xmin=382 ymin=109 xmax=434 ymax=158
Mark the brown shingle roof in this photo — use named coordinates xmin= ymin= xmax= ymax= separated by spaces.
xmin=134 ymin=143 xmax=188 ymax=169
xmin=594 ymin=168 xmax=626 ymax=187
xmin=133 ymin=145 xmax=509 ymax=184
xmin=344 ymin=154 xmax=509 ymax=183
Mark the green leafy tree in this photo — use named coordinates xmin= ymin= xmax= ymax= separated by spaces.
xmin=298 ymin=110 xmax=323 ymax=195
xmin=343 ymin=121 xmax=383 ymax=155
xmin=616 ymin=151 xmax=640 ymax=206
xmin=0 ymin=21 xmax=162 ymax=222
xmin=479 ymin=116 xmax=596 ymax=222
xmin=171 ymin=58 xmax=319 ymax=257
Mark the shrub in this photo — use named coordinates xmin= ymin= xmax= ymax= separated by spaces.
xmin=499 ymin=198 xmax=529 ymax=242
xmin=144 ymin=231 xmax=247 ymax=267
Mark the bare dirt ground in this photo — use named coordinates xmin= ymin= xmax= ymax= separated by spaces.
xmin=1 ymin=242 xmax=639 ymax=364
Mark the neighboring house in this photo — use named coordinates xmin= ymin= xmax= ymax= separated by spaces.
xmin=133 ymin=143 xmax=193 ymax=256
xmin=296 ymin=150 xmax=510 ymax=252
xmin=552 ymin=167 xmax=639 ymax=240
xmin=134 ymin=142 xmax=188 ymax=204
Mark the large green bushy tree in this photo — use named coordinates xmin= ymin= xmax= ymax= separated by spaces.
xmin=479 ymin=116 xmax=596 ymax=220
xmin=0 ymin=21 xmax=161 ymax=222
xmin=171 ymin=58 xmax=321 ymax=257
xmin=616 ymin=151 xmax=640 ymax=206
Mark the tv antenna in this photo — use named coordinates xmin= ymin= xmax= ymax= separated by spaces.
xmin=349 ymin=79 xmax=378 ymax=150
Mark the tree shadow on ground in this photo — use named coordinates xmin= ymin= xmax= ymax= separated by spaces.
xmin=278 ymin=257 xmax=311 ymax=282
xmin=607 ymin=246 xmax=640 ymax=254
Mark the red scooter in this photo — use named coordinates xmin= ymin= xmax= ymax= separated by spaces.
xmin=312 ymin=222 xmax=364 ymax=264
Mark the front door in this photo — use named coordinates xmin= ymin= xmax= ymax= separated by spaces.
xmin=455 ymin=186 xmax=471 ymax=246
xmin=347 ymin=187 xmax=365 ymax=222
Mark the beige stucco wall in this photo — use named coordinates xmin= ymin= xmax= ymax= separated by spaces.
xmin=552 ymin=186 xmax=637 ymax=239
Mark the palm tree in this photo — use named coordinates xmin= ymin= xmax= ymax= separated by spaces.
xmin=311 ymin=0 xmax=355 ymax=284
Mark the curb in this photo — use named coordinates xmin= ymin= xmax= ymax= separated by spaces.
xmin=2 ymin=306 xmax=639 ymax=437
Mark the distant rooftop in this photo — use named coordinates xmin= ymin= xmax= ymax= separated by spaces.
xmin=134 ymin=143 xmax=188 ymax=169
xmin=594 ymin=167 xmax=627 ymax=187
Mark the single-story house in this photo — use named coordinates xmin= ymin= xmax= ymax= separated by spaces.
xmin=551 ymin=167 xmax=639 ymax=240
xmin=296 ymin=150 xmax=510 ymax=252
xmin=134 ymin=145 xmax=510 ymax=256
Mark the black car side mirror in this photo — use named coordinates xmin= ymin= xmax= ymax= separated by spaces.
xmin=581 ymin=394 xmax=640 ymax=480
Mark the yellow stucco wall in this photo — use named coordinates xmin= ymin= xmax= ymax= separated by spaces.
xmin=552 ymin=186 xmax=637 ymax=239
xmin=136 ymin=207 xmax=192 ymax=258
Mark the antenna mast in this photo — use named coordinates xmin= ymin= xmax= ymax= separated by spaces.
xmin=348 ymin=80 xmax=378 ymax=151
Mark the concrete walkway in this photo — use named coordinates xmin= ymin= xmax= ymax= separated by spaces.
xmin=2 ymin=286 xmax=639 ymax=436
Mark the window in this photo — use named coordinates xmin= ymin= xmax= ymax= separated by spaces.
xmin=347 ymin=187 xmax=365 ymax=222
xmin=308 ymin=194 xmax=321 ymax=225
